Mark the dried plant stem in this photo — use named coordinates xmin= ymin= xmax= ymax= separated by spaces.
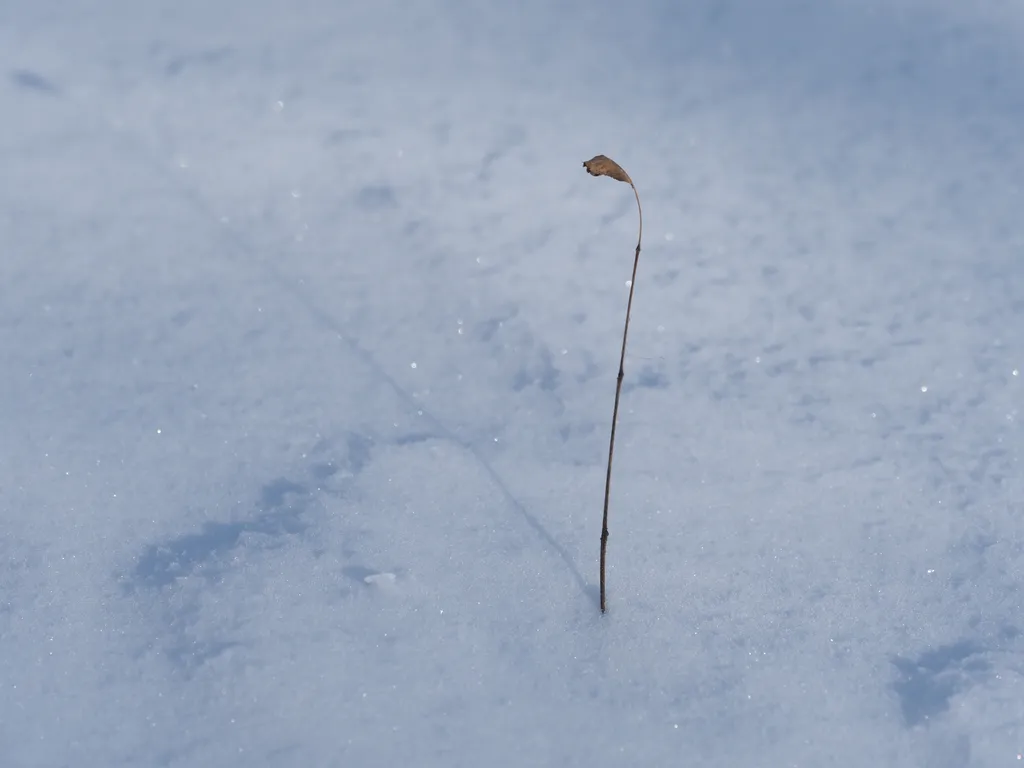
xmin=583 ymin=155 xmax=643 ymax=614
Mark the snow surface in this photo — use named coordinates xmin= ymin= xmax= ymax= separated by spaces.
xmin=2 ymin=0 xmax=1024 ymax=765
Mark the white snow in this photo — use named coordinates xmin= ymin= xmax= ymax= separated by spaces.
xmin=2 ymin=0 xmax=1023 ymax=766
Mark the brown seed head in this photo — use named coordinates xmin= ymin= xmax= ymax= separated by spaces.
xmin=583 ymin=155 xmax=633 ymax=186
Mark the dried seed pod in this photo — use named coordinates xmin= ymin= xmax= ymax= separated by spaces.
xmin=583 ymin=155 xmax=633 ymax=185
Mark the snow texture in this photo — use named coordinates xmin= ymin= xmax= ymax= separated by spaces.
xmin=2 ymin=0 xmax=1023 ymax=766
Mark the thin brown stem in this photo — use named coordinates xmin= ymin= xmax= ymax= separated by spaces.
xmin=582 ymin=155 xmax=644 ymax=614
xmin=600 ymin=182 xmax=643 ymax=613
